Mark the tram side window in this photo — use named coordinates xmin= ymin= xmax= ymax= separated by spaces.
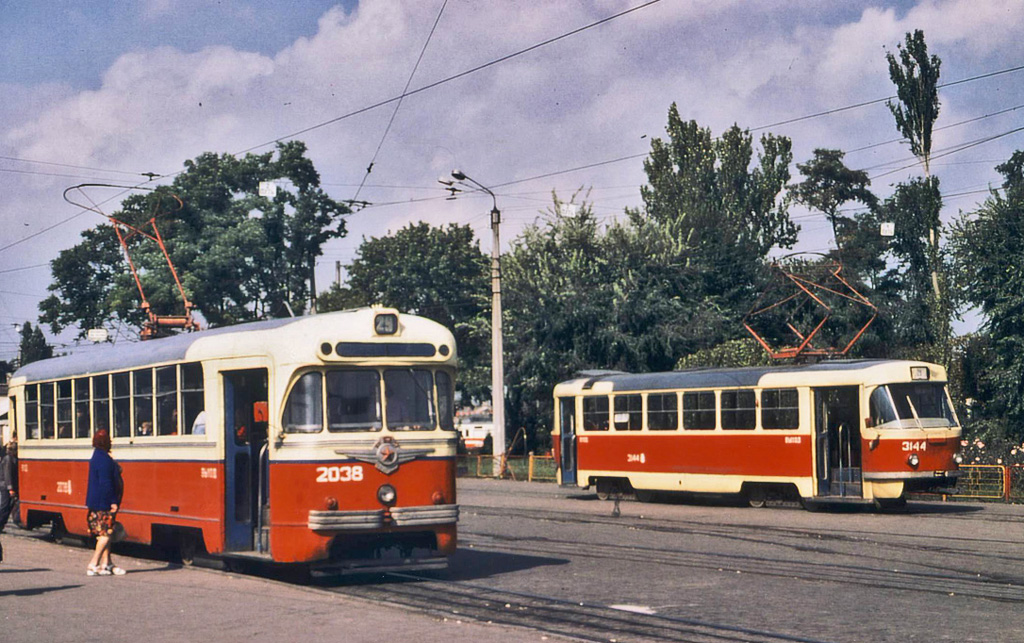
xmin=93 ymin=375 xmax=111 ymax=434
xmin=647 ymin=393 xmax=678 ymax=431
xmin=721 ymin=390 xmax=756 ymax=430
xmin=283 ymin=372 xmax=323 ymax=433
xmin=384 ymin=369 xmax=436 ymax=431
xmin=25 ymin=384 xmax=39 ymax=439
xmin=436 ymin=371 xmax=455 ymax=431
xmin=682 ymin=391 xmax=715 ymax=430
xmin=75 ymin=377 xmax=91 ymax=438
xmin=57 ymin=380 xmax=73 ymax=439
xmin=327 ymin=370 xmax=382 ymax=432
xmin=156 ymin=366 xmax=178 ymax=435
xmin=112 ymin=372 xmax=131 ymax=438
xmin=133 ymin=369 xmax=154 ymax=437
xmin=761 ymin=388 xmax=799 ymax=430
xmin=613 ymin=394 xmax=643 ymax=430
xmin=40 ymin=382 xmax=55 ymax=439
xmin=582 ymin=396 xmax=609 ymax=431
xmin=181 ymin=363 xmax=205 ymax=435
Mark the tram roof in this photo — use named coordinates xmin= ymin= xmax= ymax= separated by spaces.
xmin=11 ymin=308 xmax=453 ymax=383
xmin=558 ymin=359 xmax=941 ymax=393
xmin=13 ymin=316 xmax=299 ymax=383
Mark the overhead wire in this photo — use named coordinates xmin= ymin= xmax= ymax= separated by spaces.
xmin=350 ymin=0 xmax=448 ymax=205
xmin=235 ymin=0 xmax=664 ymax=155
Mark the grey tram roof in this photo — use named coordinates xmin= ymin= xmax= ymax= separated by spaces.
xmin=566 ymin=360 xmax=917 ymax=392
xmin=13 ymin=316 xmax=302 ymax=383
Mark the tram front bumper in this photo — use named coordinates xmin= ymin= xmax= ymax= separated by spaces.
xmin=308 ymin=504 xmax=459 ymax=531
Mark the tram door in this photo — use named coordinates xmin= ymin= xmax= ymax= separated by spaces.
xmin=558 ymin=397 xmax=577 ymax=486
xmin=813 ymin=387 xmax=862 ymax=498
xmin=223 ymin=369 xmax=269 ymax=552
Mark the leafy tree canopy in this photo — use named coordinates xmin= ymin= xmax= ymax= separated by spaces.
xmin=950 ymin=152 xmax=1024 ymax=441
xmin=886 ymin=29 xmax=941 ymax=173
xmin=19 ymin=322 xmax=54 ymax=366
xmin=41 ymin=142 xmax=349 ymax=337
xmin=322 ymin=221 xmax=491 ymax=403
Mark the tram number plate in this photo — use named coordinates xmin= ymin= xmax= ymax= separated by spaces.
xmin=627 ymin=453 xmax=646 ymax=464
xmin=316 ymin=465 xmax=365 ymax=483
xmin=902 ymin=441 xmax=927 ymax=452
xmin=200 ymin=467 xmax=218 ymax=479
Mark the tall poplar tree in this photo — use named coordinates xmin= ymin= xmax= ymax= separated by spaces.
xmin=885 ymin=30 xmax=950 ymax=360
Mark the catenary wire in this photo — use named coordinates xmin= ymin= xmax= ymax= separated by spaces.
xmin=234 ymin=0 xmax=664 ymax=155
xmin=351 ymin=0 xmax=448 ymax=204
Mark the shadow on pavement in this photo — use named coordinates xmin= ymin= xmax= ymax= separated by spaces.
xmin=445 ymin=547 xmax=569 ymax=581
xmin=0 ymin=584 xmax=83 ymax=597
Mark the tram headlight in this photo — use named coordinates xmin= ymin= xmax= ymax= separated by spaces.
xmin=954 ymin=453 xmax=964 ymax=465
xmin=907 ymin=454 xmax=920 ymax=468
xmin=377 ymin=484 xmax=397 ymax=506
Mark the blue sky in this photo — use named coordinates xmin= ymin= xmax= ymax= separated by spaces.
xmin=2 ymin=0 xmax=1023 ymax=359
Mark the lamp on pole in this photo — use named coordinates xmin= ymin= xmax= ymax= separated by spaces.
xmin=446 ymin=169 xmax=505 ymax=475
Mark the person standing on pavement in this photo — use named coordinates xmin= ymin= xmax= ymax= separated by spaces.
xmin=0 ymin=441 xmax=16 ymax=532
xmin=85 ymin=429 xmax=126 ymax=576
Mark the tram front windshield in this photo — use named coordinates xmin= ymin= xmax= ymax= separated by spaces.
xmin=284 ymin=368 xmax=454 ymax=434
xmin=869 ymin=382 xmax=957 ymax=428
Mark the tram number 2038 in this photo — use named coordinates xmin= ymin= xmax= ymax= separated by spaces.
xmin=316 ymin=465 xmax=365 ymax=483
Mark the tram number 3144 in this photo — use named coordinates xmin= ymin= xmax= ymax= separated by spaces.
xmin=316 ymin=465 xmax=365 ymax=483
xmin=901 ymin=441 xmax=927 ymax=452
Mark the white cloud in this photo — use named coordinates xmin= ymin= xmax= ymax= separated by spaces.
xmin=2 ymin=0 xmax=1023 ymax=352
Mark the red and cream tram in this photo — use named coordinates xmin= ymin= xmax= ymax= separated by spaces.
xmin=553 ymin=360 xmax=962 ymax=509
xmin=8 ymin=308 xmax=459 ymax=571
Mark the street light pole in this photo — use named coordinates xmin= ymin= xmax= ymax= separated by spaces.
xmin=450 ymin=170 xmax=505 ymax=476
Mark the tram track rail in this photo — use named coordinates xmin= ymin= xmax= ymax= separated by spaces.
xmin=329 ymin=572 xmax=834 ymax=643
xmin=460 ymin=505 xmax=1024 ymax=604
xmin=462 ymin=502 xmax=1024 ymax=563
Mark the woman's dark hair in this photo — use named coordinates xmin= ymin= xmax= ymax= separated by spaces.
xmin=92 ymin=429 xmax=111 ymax=452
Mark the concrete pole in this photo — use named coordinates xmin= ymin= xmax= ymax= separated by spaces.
xmin=490 ymin=205 xmax=505 ymax=476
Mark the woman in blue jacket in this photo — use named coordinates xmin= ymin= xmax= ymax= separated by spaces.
xmin=85 ymin=430 xmax=125 ymax=576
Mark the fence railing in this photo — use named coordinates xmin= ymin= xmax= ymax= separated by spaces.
xmin=457 ymin=454 xmax=557 ymax=482
xmin=457 ymin=459 xmax=1024 ymax=503
xmin=948 ymin=464 xmax=1008 ymax=501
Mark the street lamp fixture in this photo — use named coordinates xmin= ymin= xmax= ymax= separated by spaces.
xmin=441 ymin=169 xmax=506 ymax=475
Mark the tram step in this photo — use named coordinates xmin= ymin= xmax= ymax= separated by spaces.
xmin=828 ymin=482 xmax=863 ymax=496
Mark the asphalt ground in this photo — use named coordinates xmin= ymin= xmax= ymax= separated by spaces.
xmin=0 ymin=522 xmax=540 ymax=643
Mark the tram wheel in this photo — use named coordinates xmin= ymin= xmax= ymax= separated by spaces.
xmin=178 ymin=533 xmax=198 ymax=566
xmin=874 ymin=497 xmax=907 ymax=511
xmin=746 ymin=486 xmax=767 ymax=509
xmin=595 ymin=479 xmax=619 ymax=501
xmin=50 ymin=518 xmax=68 ymax=544
xmin=634 ymin=489 xmax=654 ymax=503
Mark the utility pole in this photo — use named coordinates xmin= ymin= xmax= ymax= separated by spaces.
xmin=447 ymin=170 xmax=505 ymax=476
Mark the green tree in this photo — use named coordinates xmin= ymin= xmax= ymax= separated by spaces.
xmin=19 ymin=322 xmax=53 ymax=365
xmin=886 ymin=30 xmax=941 ymax=175
xmin=41 ymin=142 xmax=349 ymax=336
xmin=877 ymin=177 xmax=950 ymax=352
xmin=885 ymin=29 xmax=950 ymax=361
xmin=334 ymin=222 xmax=490 ymax=403
xmin=791 ymin=148 xmax=877 ymax=257
xmin=950 ymin=151 xmax=1024 ymax=443
xmin=503 ymin=194 xmax=615 ymax=446
xmin=640 ymin=107 xmax=796 ymax=314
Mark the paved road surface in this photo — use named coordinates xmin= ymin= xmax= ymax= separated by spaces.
xmin=4 ymin=479 xmax=1023 ymax=642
